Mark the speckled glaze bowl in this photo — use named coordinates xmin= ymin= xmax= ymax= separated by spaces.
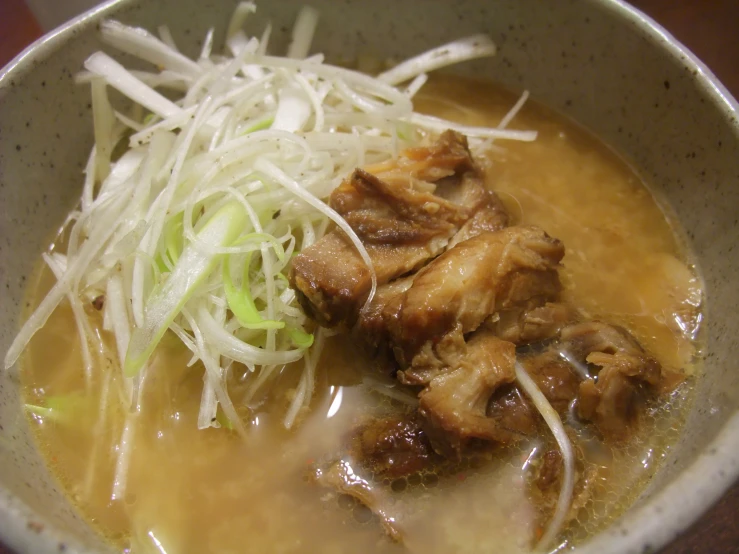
xmin=1 ymin=0 xmax=738 ymax=552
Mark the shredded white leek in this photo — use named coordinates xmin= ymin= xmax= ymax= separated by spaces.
xmin=378 ymin=34 xmax=497 ymax=86
xmin=226 ymin=2 xmax=257 ymax=41
xmin=515 ymin=361 xmax=575 ymax=550
xmin=287 ymin=6 xmax=319 ymax=59
xmin=498 ymin=90 xmax=530 ymax=131
xmin=4 ymin=6 xmax=537 ymax=446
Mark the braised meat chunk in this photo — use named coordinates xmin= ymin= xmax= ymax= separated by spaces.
xmin=561 ymin=320 xmax=649 ymax=363
xmin=354 ymin=276 xmax=415 ymax=353
xmin=487 ymin=383 xmax=539 ymax=436
xmin=350 ymin=415 xmax=437 ymax=479
xmin=290 ymin=131 xmax=508 ymax=328
xmin=313 ymin=459 xmax=403 ymax=542
xmin=576 ymin=350 xmax=661 ymax=440
xmin=419 ymin=331 xmax=519 ymax=457
xmin=490 ymin=319 xmax=671 ymax=438
xmin=291 ymin=231 xmax=374 ymax=327
xmin=333 ymin=168 xmax=468 ymax=245
xmin=313 ymin=415 xmax=437 ymax=544
xmin=536 ymin=449 xmax=563 ymax=491
xmin=368 ymin=128 xmax=475 ymax=182
xmin=388 ymin=226 xmax=564 ymax=368
xmin=561 ymin=321 xmax=664 ymax=440
xmin=436 ymin=170 xmax=509 ymax=248
xmin=446 ymin=183 xmax=510 ymax=248
xmin=487 ymin=301 xmax=576 ymax=346
xmin=521 ymin=349 xmax=582 ymax=414
xmin=483 ymin=342 xmax=582 ymax=438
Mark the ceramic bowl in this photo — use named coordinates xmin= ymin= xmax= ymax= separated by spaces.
xmin=1 ymin=0 xmax=738 ymax=552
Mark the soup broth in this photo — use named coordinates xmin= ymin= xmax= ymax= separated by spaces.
xmin=21 ymin=76 xmax=701 ymax=553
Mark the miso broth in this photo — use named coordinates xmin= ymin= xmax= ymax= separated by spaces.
xmin=21 ymin=76 xmax=701 ymax=553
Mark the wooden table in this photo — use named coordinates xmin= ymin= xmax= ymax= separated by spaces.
xmin=1 ymin=0 xmax=738 ymax=552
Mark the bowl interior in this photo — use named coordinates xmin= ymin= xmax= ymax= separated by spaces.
xmin=1 ymin=0 xmax=738 ymax=552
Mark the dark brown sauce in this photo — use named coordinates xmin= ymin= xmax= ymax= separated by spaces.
xmin=20 ymin=76 xmax=700 ymax=553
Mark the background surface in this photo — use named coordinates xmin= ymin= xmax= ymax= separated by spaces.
xmin=0 ymin=0 xmax=738 ymax=552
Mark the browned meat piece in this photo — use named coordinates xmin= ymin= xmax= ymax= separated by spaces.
xmin=418 ymin=331 xmax=519 ymax=457
xmin=291 ymin=232 xmax=374 ymax=327
xmin=310 ymin=415 xmax=437 ymax=542
xmin=522 ymin=349 xmax=582 ymax=414
xmin=332 ymin=168 xmax=468 ymax=245
xmin=350 ymin=415 xmax=437 ymax=479
xmin=354 ymin=276 xmax=414 ymax=352
xmin=536 ymin=449 xmax=563 ymax=491
xmin=487 ymin=302 xmax=577 ymax=346
xmin=484 ymin=345 xmax=580 ymax=437
xmin=528 ymin=442 xmax=600 ymax=539
xmin=290 ymin=131 xmax=509 ymax=328
xmin=560 ymin=320 xmax=646 ymax=362
xmin=561 ymin=321 xmax=663 ymax=440
xmin=290 ymin=222 xmax=452 ymax=328
xmin=442 ymin=174 xmax=510 ymax=248
xmin=487 ymin=383 xmax=539 ymax=436
xmin=387 ymin=227 xmax=564 ymax=368
xmin=396 ymin=324 xmax=468 ymax=385
xmin=365 ymin=129 xmax=474 ymax=183
xmin=313 ymin=459 xmax=402 ymax=542
xmin=577 ymin=351 xmax=661 ymax=440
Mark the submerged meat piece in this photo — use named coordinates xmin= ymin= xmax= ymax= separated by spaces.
xmin=311 ymin=415 xmax=437 ymax=543
xmin=490 ymin=319 xmax=668 ymax=439
xmin=313 ymin=459 xmax=402 ymax=542
xmin=486 ymin=383 xmax=539 ymax=436
xmin=487 ymin=302 xmax=576 ymax=346
xmin=290 ymin=131 xmax=508 ymax=328
xmin=577 ymin=351 xmax=661 ymax=440
xmin=484 ymin=344 xmax=581 ymax=437
xmin=522 ymin=349 xmax=582 ymax=414
xmin=561 ymin=321 xmax=663 ymax=440
xmin=561 ymin=320 xmax=647 ymax=362
xmin=388 ymin=227 xmax=564 ymax=368
xmin=418 ymin=331 xmax=518 ymax=457
xmin=350 ymin=416 xmax=436 ymax=479
xmin=536 ymin=449 xmax=563 ymax=491
xmin=528 ymin=442 xmax=601 ymax=536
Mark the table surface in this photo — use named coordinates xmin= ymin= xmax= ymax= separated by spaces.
xmin=1 ymin=0 xmax=738 ymax=553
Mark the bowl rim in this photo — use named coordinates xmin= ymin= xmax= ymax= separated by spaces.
xmin=1 ymin=0 xmax=738 ymax=553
